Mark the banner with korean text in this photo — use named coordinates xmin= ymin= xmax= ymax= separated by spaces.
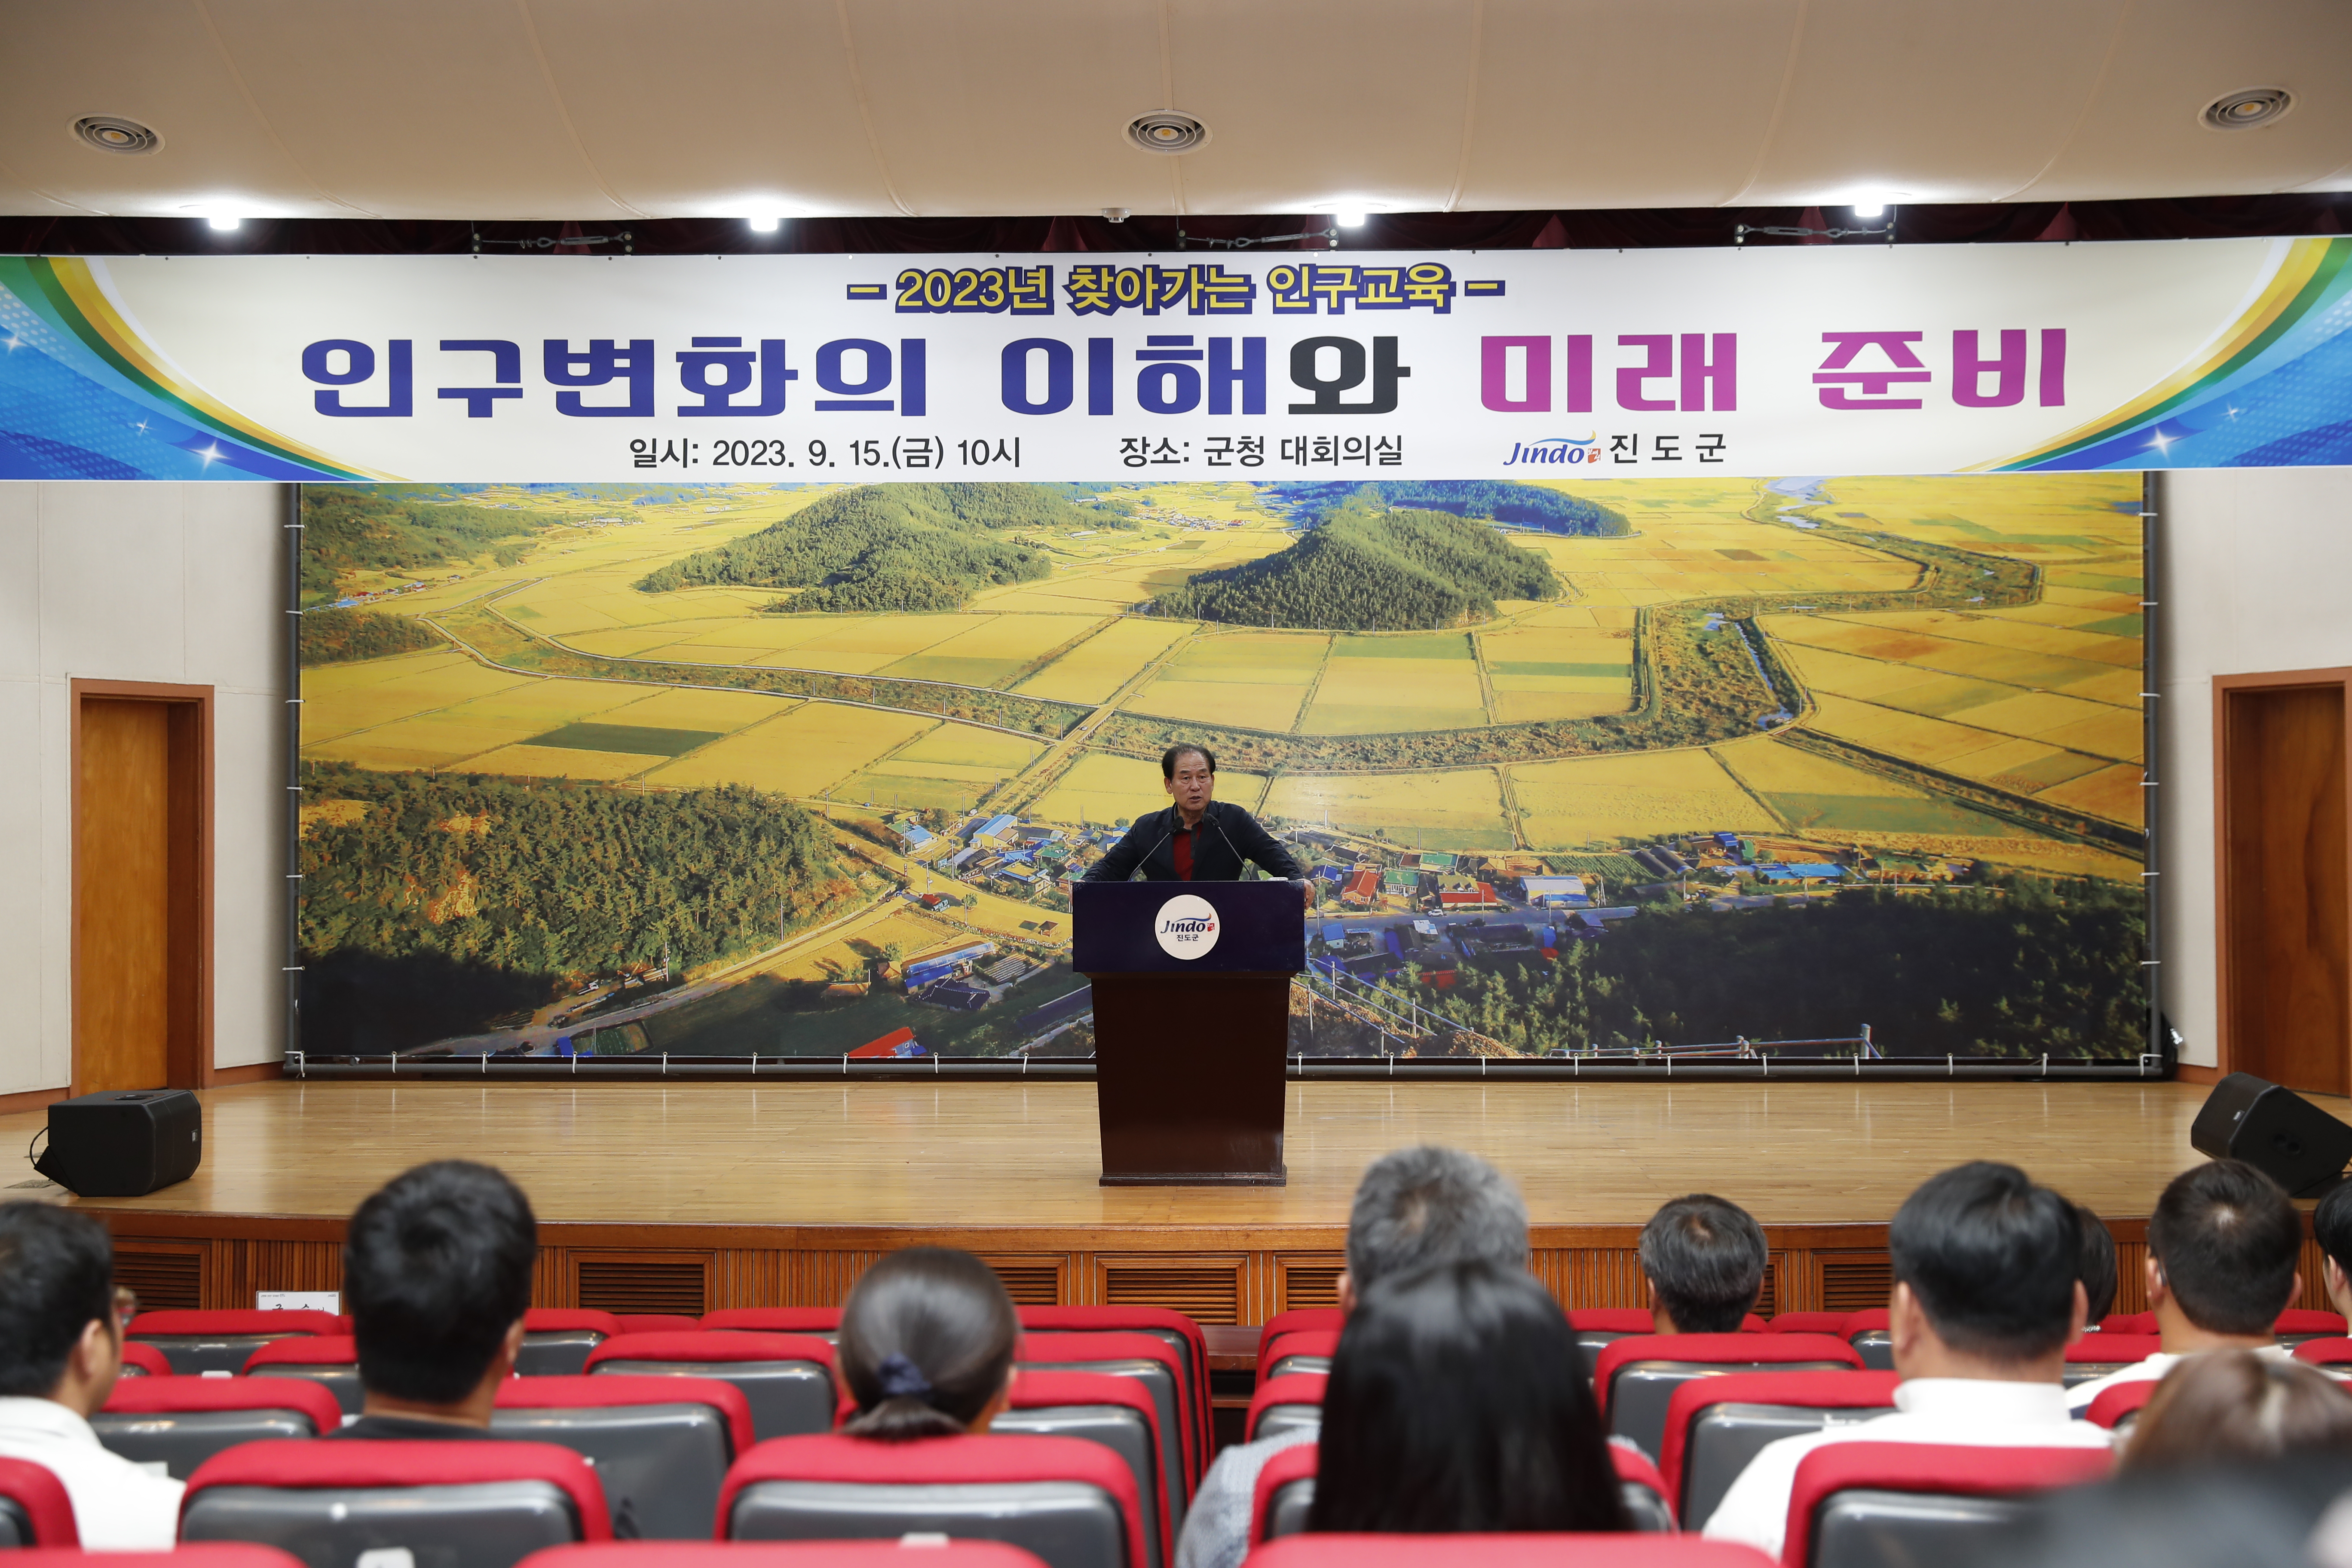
xmin=1 ymin=236 xmax=2348 ymax=481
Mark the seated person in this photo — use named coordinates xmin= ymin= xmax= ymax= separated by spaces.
xmin=0 ymin=1202 xmax=183 ymax=1548
xmin=1703 ymin=1161 xmax=2110 ymax=1559
xmin=2121 ymin=1350 xmax=2352 ymax=1472
xmin=2067 ymin=1159 xmax=2301 ymax=1414
xmin=1639 ymin=1193 xmax=1766 ymax=1334
xmin=331 ymin=1159 xmax=537 ymax=1441
xmin=2077 ymin=1203 xmax=2120 ymax=1327
xmin=1308 ymin=1260 xmax=1627 ymax=1534
xmin=836 ymin=1246 xmax=1017 ymax=1438
xmin=2309 ymin=1178 xmax=2352 ymax=1321
xmin=1176 ymin=1145 xmax=1528 ymax=1568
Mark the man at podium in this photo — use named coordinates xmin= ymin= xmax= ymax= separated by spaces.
xmin=1084 ymin=743 xmax=1307 ymax=890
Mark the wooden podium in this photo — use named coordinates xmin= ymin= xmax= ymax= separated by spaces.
xmin=1073 ymin=880 xmax=1306 ymax=1186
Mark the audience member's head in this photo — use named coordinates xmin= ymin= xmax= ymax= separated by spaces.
xmin=343 ymin=1160 xmax=536 ymax=1417
xmin=2146 ymin=1159 xmax=2300 ymax=1341
xmin=1309 ymin=1260 xmax=1627 ymax=1535
xmin=838 ymin=1246 xmax=1018 ymax=1440
xmin=1639 ymin=1193 xmax=1766 ymax=1334
xmin=1887 ymin=1161 xmax=2084 ymax=1376
xmin=2122 ymin=1351 xmax=2352 ymax=1473
xmin=2077 ymin=1203 xmax=2120 ymax=1326
xmin=1343 ymin=1146 xmax=1527 ymax=1311
xmin=2309 ymin=1180 xmax=2352 ymax=1322
xmin=0 ymin=1202 xmax=122 ymax=1415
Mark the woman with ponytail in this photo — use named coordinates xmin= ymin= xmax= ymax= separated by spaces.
xmin=839 ymin=1246 xmax=1019 ymax=1440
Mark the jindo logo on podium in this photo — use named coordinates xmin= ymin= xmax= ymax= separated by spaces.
xmin=1154 ymin=894 xmax=1221 ymax=960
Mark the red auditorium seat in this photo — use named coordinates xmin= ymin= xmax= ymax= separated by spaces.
xmin=0 ymin=1457 xmax=78 ymax=1547
xmin=1023 ymin=1307 xmax=1211 ymax=1475
xmin=95 ymin=1372 xmax=347 ymax=1477
xmin=243 ymin=1333 xmax=364 ymax=1415
xmin=128 ymin=1308 xmax=343 ymax=1375
xmin=1570 ymin=1309 xmax=1767 ymax=1377
xmin=494 ymin=1374 xmax=754 ymax=1539
xmin=9 ymin=1550 xmax=304 ymax=1568
xmin=2294 ymin=1337 xmax=2352 ymax=1368
xmin=1001 ymin=1370 xmax=1178 ymax=1568
xmin=1763 ymin=1314 xmax=1849 ymax=1335
xmin=720 ymin=1433 xmax=1148 ymax=1568
xmin=1837 ymin=1311 xmax=1893 ymax=1371
xmin=1259 ymin=1329 xmax=1336 ymax=1381
xmin=1244 ymin=1372 xmax=1326 ymax=1443
xmin=514 ymin=1540 xmax=1053 ymax=1568
xmin=519 ymin=1309 xmax=625 ymax=1376
xmin=704 ymin=1308 xmax=843 ymax=1340
xmin=2085 ymin=1380 xmax=2160 ymax=1430
xmin=1243 ymin=1436 xmax=1682 ymax=1542
xmin=1255 ymin=1309 xmax=1342 ymax=1371
xmin=1020 ymin=1332 xmax=1200 ymax=1494
xmin=2274 ymin=1308 xmax=2346 ymax=1346
xmin=1658 ymin=1370 xmax=1902 ymax=1533
xmin=180 ymin=1439 xmax=610 ymax=1567
xmin=1614 ymin=1446 xmax=1677 ymax=1532
xmin=1594 ymin=1334 xmax=1864 ymax=1463
xmin=585 ymin=1331 xmax=836 ymax=1443
xmin=119 ymin=1341 xmax=172 ymax=1377
xmin=1244 ymin=1537 xmax=1773 ymax=1568
xmin=615 ymin=1314 xmax=703 ymax=1334
xmin=2061 ymin=1334 xmax=2162 ymax=1387
xmin=1782 ymin=1442 xmax=2113 ymax=1568
xmin=2098 ymin=1312 xmax=2155 ymax=1335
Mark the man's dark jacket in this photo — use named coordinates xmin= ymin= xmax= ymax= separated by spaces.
xmin=1082 ymin=800 xmax=1304 ymax=883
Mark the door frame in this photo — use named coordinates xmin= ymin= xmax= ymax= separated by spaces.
xmin=2211 ymin=667 xmax=2352 ymax=1084
xmin=70 ymin=679 xmax=215 ymax=1093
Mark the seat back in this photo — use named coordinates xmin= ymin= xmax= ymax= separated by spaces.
xmin=1001 ymin=1371 xmax=1173 ymax=1568
xmin=1612 ymin=1447 xmax=1675 ymax=1533
xmin=1020 ymin=1308 xmax=1210 ymax=1476
xmin=1838 ymin=1311 xmax=1893 ymax=1372
xmin=0 ymin=1458 xmax=78 ymax=1547
xmin=702 ymin=1309 xmax=842 ymax=1344
xmin=1595 ymin=1334 xmax=1865 ymax=1462
xmin=2294 ymin=1336 xmax=2352 ymax=1368
xmin=1259 ymin=1330 xmax=1337 ymax=1383
xmin=721 ymin=1433 xmax=1145 ymax=1568
xmin=517 ymin=1311 xmax=623 ymax=1378
xmin=129 ymin=1310 xmax=343 ymax=1376
xmin=585 ymin=1332 xmax=835 ymax=1443
xmin=2084 ymin=1380 xmax=2160 ymax=1431
xmin=513 ymin=1540 xmax=1054 ymax=1568
xmin=1249 ymin=1442 xmax=1320 ymax=1545
xmin=1243 ymin=1537 xmax=1776 ymax=1568
xmin=493 ymin=1375 xmax=753 ymax=1540
xmin=2275 ymin=1309 xmax=2347 ymax=1347
xmin=1567 ymin=1311 xmax=1655 ymax=1379
xmin=4 ymin=1548 xmax=308 ymax=1568
xmin=119 ymin=1342 xmax=173 ymax=1377
xmin=180 ymin=1439 xmax=609 ymax=1568
xmin=1785 ymin=1442 xmax=2113 ymax=1568
xmin=1254 ymin=1311 xmax=1342 ymax=1373
xmin=244 ymin=1335 xmax=365 ymax=1415
xmin=1660 ymin=1370 xmax=1902 ymax=1531
xmin=614 ymin=1315 xmax=701 ymax=1335
xmin=95 ymin=1375 xmax=347 ymax=1479
xmin=1764 ymin=1314 xmax=1850 ymax=1335
xmin=2097 ymin=1312 xmax=2155 ymax=1335
xmin=2060 ymin=1335 xmax=2162 ymax=1387
xmin=1019 ymin=1333 xmax=1196 ymax=1496
xmin=1244 ymin=1374 xmax=1326 ymax=1444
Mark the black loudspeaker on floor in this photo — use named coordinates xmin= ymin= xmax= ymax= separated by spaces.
xmin=34 ymin=1089 xmax=202 ymax=1197
xmin=2190 ymin=1073 xmax=2352 ymax=1197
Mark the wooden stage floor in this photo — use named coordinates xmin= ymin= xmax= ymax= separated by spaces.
xmin=9 ymin=1078 xmax=2312 ymax=1324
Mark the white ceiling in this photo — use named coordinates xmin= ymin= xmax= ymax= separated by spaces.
xmin=1 ymin=0 xmax=2347 ymax=222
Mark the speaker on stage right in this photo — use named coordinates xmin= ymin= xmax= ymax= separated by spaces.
xmin=2191 ymin=1072 xmax=2352 ymax=1197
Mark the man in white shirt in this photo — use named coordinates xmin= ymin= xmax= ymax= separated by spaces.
xmin=1173 ymin=1146 xmax=1529 ymax=1568
xmin=2067 ymin=1158 xmax=2304 ymax=1414
xmin=1703 ymin=1162 xmax=2111 ymax=1559
xmin=0 ymin=1202 xmax=184 ymax=1547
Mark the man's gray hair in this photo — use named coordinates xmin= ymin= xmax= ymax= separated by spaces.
xmin=1346 ymin=1145 xmax=1528 ymax=1289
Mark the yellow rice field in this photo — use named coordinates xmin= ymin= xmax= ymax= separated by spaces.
xmin=642 ymin=704 xmax=935 ymax=795
xmin=1264 ymin=769 xmax=1512 ymax=850
xmin=1029 ymin=752 xmax=1271 ymax=825
xmin=1017 ymin=617 xmax=1191 ymax=702
xmin=1510 ymin=749 xmax=1777 ymax=845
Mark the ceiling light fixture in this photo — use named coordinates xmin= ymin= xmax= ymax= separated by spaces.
xmin=206 ymin=214 xmax=242 ymax=232
xmin=1127 ymin=112 xmax=1209 ymax=154
xmin=746 ymin=215 xmax=780 ymax=233
xmin=1335 ymin=208 xmax=1368 ymax=228
xmin=1851 ymin=200 xmax=1886 ymax=220
xmin=73 ymin=115 xmax=160 ymax=154
xmin=1102 ymin=208 xmax=1130 ymax=224
xmin=2202 ymin=87 xmax=2293 ymax=130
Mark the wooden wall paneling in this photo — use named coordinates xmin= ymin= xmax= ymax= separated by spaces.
xmin=111 ymin=1238 xmax=208 ymax=1312
xmin=1541 ymin=1246 xmax=1647 ymax=1311
xmin=1273 ymin=1253 xmax=1346 ymax=1314
xmin=1097 ymin=1254 xmax=1247 ymax=1324
xmin=570 ymin=1250 xmax=714 ymax=1316
xmin=2217 ymin=671 xmax=2352 ymax=1093
xmin=2111 ymin=1242 xmax=2150 ymax=1316
xmin=979 ymin=1254 xmax=1071 ymax=1306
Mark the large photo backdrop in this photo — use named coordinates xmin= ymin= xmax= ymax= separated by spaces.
xmin=296 ymin=472 xmax=2146 ymax=1063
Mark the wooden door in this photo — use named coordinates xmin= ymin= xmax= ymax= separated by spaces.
xmin=2220 ymin=678 xmax=2352 ymax=1095
xmin=73 ymin=689 xmax=209 ymax=1093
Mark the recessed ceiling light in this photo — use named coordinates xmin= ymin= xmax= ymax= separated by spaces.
xmin=74 ymin=115 xmax=161 ymax=154
xmin=206 ymin=214 xmax=242 ymax=231
xmin=746 ymin=215 xmax=780 ymax=233
xmin=1335 ymin=208 xmax=1367 ymax=228
xmin=1127 ymin=112 xmax=1209 ymax=154
xmin=1852 ymin=201 xmax=1886 ymax=220
xmin=2202 ymin=87 xmax=2293 ymax=130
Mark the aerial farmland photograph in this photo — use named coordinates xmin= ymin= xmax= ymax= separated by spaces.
xmin=294 ymin=472 xmax=2148 ymax=1064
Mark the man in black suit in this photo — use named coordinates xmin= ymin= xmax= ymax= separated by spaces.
xmin=1084 ymin=744 xmax=1308 ymax=898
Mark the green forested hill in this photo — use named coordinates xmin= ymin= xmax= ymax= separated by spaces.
xmin=1150 ymin=504 xmax=1563 ymax=629
xmin=300 ymin=486 xmax=571 ymax=606
xmin=300 ymin=608 xmax=441 ymax=665
xmin=636 ymin=483 xmax=1086 ymax=612
xmin=1271 ymin=480 xmax=1629 ymax=535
